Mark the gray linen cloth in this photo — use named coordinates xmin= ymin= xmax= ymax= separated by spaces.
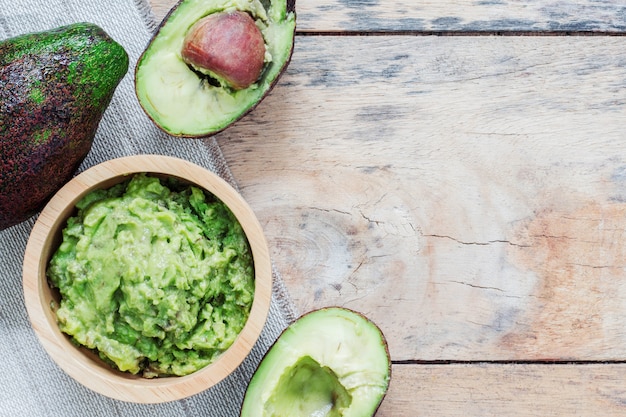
xmin=0 ymin=0 xmax=298 ymax=415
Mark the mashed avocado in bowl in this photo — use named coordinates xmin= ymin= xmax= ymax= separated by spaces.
xmin=23 ymin=155 xmax=272 ymax=403
xmin=47 ymin=173 xmax=254 ymax=378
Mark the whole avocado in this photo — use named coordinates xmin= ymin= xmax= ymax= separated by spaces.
xmin=0 ymin=23 xmax=129 ymax=231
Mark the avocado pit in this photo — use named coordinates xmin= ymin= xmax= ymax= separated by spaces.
xmin=181 ymin=11 xmax=266 ymax=90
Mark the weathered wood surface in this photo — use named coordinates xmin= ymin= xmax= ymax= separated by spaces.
xmin=149 ymin=0 xmax=626 ymax=415
xmin=381 ymin=363 xmax=626 ymax=416
xmin=149 ymin=0 xmax=626 ymax=32
xmin=222 ymin=35 xmax=626 ymax=361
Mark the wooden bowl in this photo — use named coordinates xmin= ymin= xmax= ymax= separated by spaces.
xmin=22 ymin=155 xmax=272 ymax=403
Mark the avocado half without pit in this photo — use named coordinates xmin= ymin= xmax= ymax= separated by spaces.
xmin=241 ymin=307 xmax=391 ymax=417
xmin=135 ymin=0 xmax=296 ymax=137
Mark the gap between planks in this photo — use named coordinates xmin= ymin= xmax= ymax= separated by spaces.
xmin=393 ymin=360 xmax=626 ymax=365
xmin=296 ymin=30 xmax=626 ymax=36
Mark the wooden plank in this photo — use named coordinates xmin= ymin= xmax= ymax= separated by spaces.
xmin=213 ymin=36 xmax=626 ymax=361
xmin=295 ymin=0 xmax=626 ymax=32
xmin=148 ymin=0 xmax=626 ymax=32
xmin=378 ymin=363 xmax=626 ymax=416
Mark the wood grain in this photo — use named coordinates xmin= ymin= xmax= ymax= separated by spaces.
xmin=299 ymin=1 xmax=626 ymax=32
xmin=378 ymin=363 xmax=626 ymax=416
xmin=145 ymin=1 xmax=626 ymax=415
xmin=216 ymin=35 xmax=626 ymax=361
xmin=148 ymin=0 xmax=626 ymax=32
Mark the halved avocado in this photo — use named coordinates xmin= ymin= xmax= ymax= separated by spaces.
xmin=241 ymin=307 xmax=391 ymax=417
xmin=135 ymin=0 xmax=296 ymax=137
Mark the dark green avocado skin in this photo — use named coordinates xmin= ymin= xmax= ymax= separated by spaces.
xmin=0 ymin=23 xmax=129 ymax=231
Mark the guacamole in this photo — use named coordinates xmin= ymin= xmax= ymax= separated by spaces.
xmin=47 ymin=174 xmax=255 ymax=377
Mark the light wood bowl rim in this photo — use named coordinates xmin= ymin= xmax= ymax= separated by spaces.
xmin=22 ymin=155 xmax=272 ymax=403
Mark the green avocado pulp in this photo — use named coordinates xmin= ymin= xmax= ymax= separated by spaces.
xmin=265 ymin=356 xmax=352 ymax=417
xmin=47 ymin=174 xmax=255 ymax=377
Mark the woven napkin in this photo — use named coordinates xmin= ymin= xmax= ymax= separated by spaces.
xmin=0 ymin=0 xmax=298 ymax=415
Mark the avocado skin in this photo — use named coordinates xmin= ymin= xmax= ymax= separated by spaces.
xmin=0 ymin=23 xmax=129 ymax=230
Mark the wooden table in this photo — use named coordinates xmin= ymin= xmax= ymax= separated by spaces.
xmin=149 ymin=1 xmax=626 ymax=415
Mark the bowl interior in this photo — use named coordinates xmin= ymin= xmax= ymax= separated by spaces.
xmin=23 ymin=155 xmax=272 ymax=403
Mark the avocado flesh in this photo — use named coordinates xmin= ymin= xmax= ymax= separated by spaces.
xmin=135 ymin=0 xmax=296 ymax=137
xmin=241 ymin=308 xmax=391 ymax=417
xmin=265 ymin=356 xmax=352 ymax=416
xmin=0 ymin=23 xmax=129 ymax=230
